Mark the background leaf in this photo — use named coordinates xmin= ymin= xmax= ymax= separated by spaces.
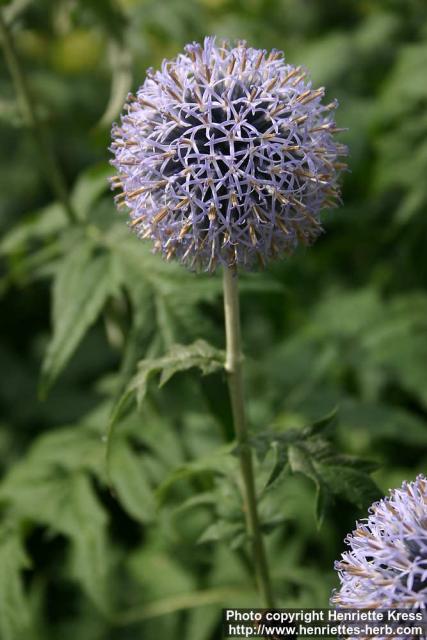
xmin=40 ymin=238 xmax=118 ymax=394
xmin=121 ymin=339 xmax=225 ymax=409
xmin=0 ymin=528 xmax=31 ymax=640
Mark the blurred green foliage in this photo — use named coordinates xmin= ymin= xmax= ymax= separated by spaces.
xmin=0 ymin=0 xmax=426 ymax=638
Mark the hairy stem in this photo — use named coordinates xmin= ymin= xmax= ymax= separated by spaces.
xmin=0 ymin=11 xmax=77 ymax=224
xmin=223 ymin=265 xmax=275 ymax=608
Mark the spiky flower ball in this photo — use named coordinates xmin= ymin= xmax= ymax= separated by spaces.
xmin=110 ymin=36 xmax=347 ymax=271
xmin=332 ymin=475 xmax=427 ymax=615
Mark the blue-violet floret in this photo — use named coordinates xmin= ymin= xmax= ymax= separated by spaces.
xmin=111 ymin=36 xmax=347 ymax=271
xmin=332 ymin=475 xmax=427 ymax=614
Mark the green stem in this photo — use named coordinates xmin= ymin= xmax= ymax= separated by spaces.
xmin=223 ymin=265 xmax=275 ymax=609
xmin=0 ymin=11 xmax=77 ymax=224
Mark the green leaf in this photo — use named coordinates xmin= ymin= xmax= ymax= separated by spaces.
xmin=25 ymin=424 xmax=104 ymax=474
xmin=108 ymin=438 xmax=156 ymax=523
xmin=187 ymin=606 xmax=224 ymax=640
xmin=250 ymin=428 xmax=298 ymax=463
xmin=264 ymin=442 xmax=289 ymax=488
xmin=315 ymin=464 xmax=381 ymax=509
xmin=197 ymin=521 xmax=245 ymax=549
xmin=380 ymin=43 xmax=427 ymax=118
xmin=288 ymin=444 xmax=323 ymax=488
xmin=302 ymin=407 xmax=338 ymax=438
xmin=156 ymin=445 xmax=235 ymax=504
xmin=318 ymin=453 xmax=379 ymax=474
xmin=0 ymin=463 xmax=110 ymax=612
xmin=98 ymin=41 xmax=132 ymax=127
xmin=260 ymin=515 xmax=288 ymax=534
xmin=0 ymin=527 xmax=31 ymax=640
xmin=66 ymin=474 xmax=111 ymax=612
xmin=287 ymin=443 xmax=331 ymax=526
xmin=175 ymin=492 xmax=217 ymax=513
xmin=106 ymin=340 xmax=225 ymax=479
xmin=315 ymin=484 xmax=331 ymax=529
xmin=0 ymin=203 xmax=65 ymax=256
xmin=287 ymin=434 xmax=381 ymax=523
xmin=341 ymin=399 xmax=427 ymax=445
xmin=127 ymin=547 xmax=195 ymax=601
xmin=157 ymin=341 xmax=225 ymax=388
xmin=71 ymin=164 xmax=112 ymax=220
xmin=109 ymin=226 xmax=223 ymax=304
xmin=361 ymin=293 xmax=427 ymax=407
xmin=115 ymin=586 xmax=249 ymax=626
xmin=40 ymin=239 xmax=117 ymax=394
xmin=313 ymin=287 xmax=382 ymax=338
xmin=0 ymin=98 xmax=23 ymax=127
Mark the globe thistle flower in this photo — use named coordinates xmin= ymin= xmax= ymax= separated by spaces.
xmin=332 ymin=475 xmax=427 ymax=612
xmin=110 ymin=36 xmax=347 ymax=271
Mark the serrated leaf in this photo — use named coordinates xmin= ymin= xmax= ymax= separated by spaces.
xmin=157 ymin=341 xmax=225 ymax=388
xmin=250 ymin=429 xmax=298 ymax=463
xmin=40 ymin=240 xmax=117 ymax=394
xmin=106 ymin=340 xmax=225 ymax=476
xmin=302 ymin=407 xmax=338 ymax=438
xmin=0 ymin=528 xmax=31 ymax=640
xmin=131 ymin=339 xmax=225 ymax=406
xmin=106 ymin=340 xmax=225 ymax=480
xmin=314 ymin=463 xmax=381 ymax=509
xmin=287 ymin=438 xmax=380 ymax=523
xmin=0 ymin=464 xmax=111 ymax=612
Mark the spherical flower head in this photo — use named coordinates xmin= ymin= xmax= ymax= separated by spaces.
xmin=332 ymin=475 xmax=427 ymax=618
xmin=110 ymin=36 xmax=347 ymax=272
